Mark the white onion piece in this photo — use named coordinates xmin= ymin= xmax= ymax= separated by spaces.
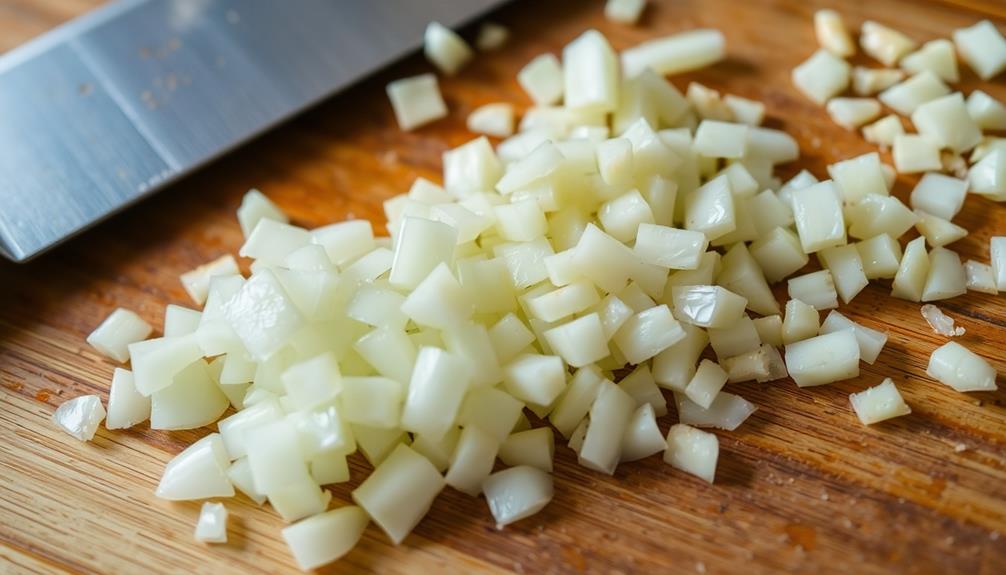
xmin=852 ymin=67 xmax=904 ymax=97
xmin=891 ymin=237 xmax=930 ymax=302
xmin=819 ymin=310 xmax=888 ymax=365
xmin=893 ymin=134 xmax=942 ymax=174
xmin=683 ymin=359 xmax=729 ymax=409
xmin=911 ymin=93 xmax=982 ymax=154
xmin=579 ymin=381 xmax=635 ymax=474
xmin=180 ymin=255 xmax=241 ymax=307
xmin=814 ymin=9 xmax=855 ymax=57
xmin=386 ymin=74 xmax=448 ymax=131
xmin=621 ymin=29 xmax=726 ymax=78
xmin=401 ymin=346 xmax=473 ymax=440
xmin=86 ymin=308 xmax=152 ymax=363
xmin=850 ymin=379 xmax=911 ymax=425
xmin=927 ymin=342 xmax=998 ymax=392
xmin=964 ymin=260 xmax=998 ymax=295
xmin=787 ymin=270 xmax=839 ymax=311
xmin=282 ymin=506 xmax=369 ymax=571
xmin=499 ymin=427 xmax=555 ymax=471
xmin=921 ymin=247 xmax=966 ymax=302
xmin=862 ymin=115 xmax=904 ymax=149
xmin=674 ymin=391 xmax=756 ymax=431
xmin=605 ymin=0 xmax=646 ymax=24
xmin=782 ymin=298 xmax=820 ymax=345
xmin=969 ymin=150 xmax=1006 ymax=200
xmin=620 ymin=403 xmax=666 ymax=462
xmin=236 ymin=189 xmax=287 ymax=238
xmin=792 ymin=50 xmax=850 ymax=104
xmin=966 ymin=90 xmax=1006 ymax=131
xmin=784 ymin=330 xmax=860 ymax=387
xmin=952 ymin=20 xmax=1006 ymax=80
xmin=353 ymin=444 xmax=445 ymax=544
xmin=227 ymin=457 xmax=267 ymax=505
xmin=548 ymin=367 xmax=604 ymax=438
xmin=194 ymin=502 xmax=228 ymax=544
xmin=860 ymin=20 xmax=916 ymax=67
xmin=900 ymin=39 xmax=958 ymax=83
xmin=164 ymin=305 xmax=202 ymax=338
xmin=52 ymin=395 xmax=106 ymax=441
xmin=518 ymin=54 xmax=564 ymax=105
xmin=156 ymin=433 xmax=234 ymax=500
xmin=563 ymin=30 xmax=618 ymax=114
xmin=827 ymin=98 xmax=881 ymax=130
xmin=150 ymin=360 xmax=229 ymax=430
xmin=423 ymin=22 xmax=472 ymax=75
xmin=105 ymin=368 xmax=150 ymax=430
xmin=879 ymin=71 xmax=949 ymax=116
xmin=445 ymin=425 xmax=500 ymax=496
xmin=483 ymin=466 xmax=554 ymax=528
xmin=476 ymin=22 xmax=508 ymax=51
xmin=663 ymin=424 xmax=718 ymax=483
xmin=467 ymin=103 xmax=515 ymax=137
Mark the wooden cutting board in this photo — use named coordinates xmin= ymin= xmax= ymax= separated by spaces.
xmin=1 ymin=0 xmax=1005 ymax=573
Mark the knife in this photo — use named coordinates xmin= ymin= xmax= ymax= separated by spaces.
xmin=0 ymin=0 xmax=506 ymax=263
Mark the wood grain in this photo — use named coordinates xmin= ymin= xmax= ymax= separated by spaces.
xmin=2 ymin=0 xmax=1005 ymax=573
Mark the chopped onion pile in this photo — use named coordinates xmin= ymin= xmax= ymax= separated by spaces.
xmin=52 ymin=12 xmax=1006 ymax=572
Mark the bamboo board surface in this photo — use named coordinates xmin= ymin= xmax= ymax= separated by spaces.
xmin=1 ymin=0 xmax=1005 ymax=573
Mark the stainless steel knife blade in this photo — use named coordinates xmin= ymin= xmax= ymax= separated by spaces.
xmin=0 ymin=0 xmax=506 ymax=262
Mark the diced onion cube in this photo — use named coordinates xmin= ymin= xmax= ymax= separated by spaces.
xmin=849 ymin=379 xmax=911 ymax=425
xmin=879 ymin=71 xmax=950 ymax=117
xmin=784 ymin=329 xmax=860 ymax=387
xmin=282 ymin=506 xmax=369 ymax=570
xmin=105 ymin=368 xmax=150 ymax=430
xmin=563 ymin=30 xmax=619 ymax=114
xmin=674 ymin=391 xmax=757 ymax=431
xmin=791 ymin=181 xmax=846 ymax=254
xmin=620 ymin=403 xmax=666 ymax=462
xmin=792 ymin=50 xmax=850 ymax=104
xmin=927 ymin=341 xmax=998 ymax=392
xmin=579 ymin=381 xmax=635 ymax=474
xmin=860 ymin=20 xmax=916 ymax=66
xmin=483 ymin=466 xmax=554 ymax=528
xmin=819 ymin=310 xmax=888 ymax=364
xmin=892 ymin=134 xmax=941 ymax=174
xmin=891 ymin=237 xmax=930 ymax=302
xmin=862 ymin=115 xmax=905 ymax=149
xmin=499 ymin=427 xmax=555 ymax=471
xmin=965 ymin=90 xmax=1006 ymax=131
xmin=386 ymin=74 xmax=448 ymax=131
xmin=445 ymin=425 xmax=500 ymax=496
xmin=476 ymin=22 xmax=509 ymax=51
xmin=424 ymin=22 xmax=473 ymax=75
xmin=953 ymin=20 xmax=1006 ymax=80
xmin=827 ymin=98 xmax=881 ymax=131
xmin=194 ymin=502 xmax=228 ymax=544
xmin=52 ymin=394 xmax=106 ymax=441
xmin=621 ymin=29 xmax=726 ymax=77
xmin=814 ymin=9 xmax=855 ymax=57
xmin=605 ymin=0 xmax=646 ymax=24
xmin=911 ymin=93 xmax=982 ymax=154
xmin=921 ymin=247 xmax=966 ymax=302
xmin=782 ymin=298 xmax=820 ymax=345
xmin=900 ymin=39 xmax=958 ymax=83
xmin=518 ymin=54 xmax=564 ymax=105
xmin=467 ymin=103 xmax=515 ymax=137
xmin=86 ymin=308 xmax=153 ymax=363
xmin=180 ymin=255 xmax=241 ymax=306
xmin=156 ymin=433 xmax=234 ymax=500
xmin=852 ymin=67 xmax=904 ymax=96
xmin=663 ymin=424 xmax=718 ymax=483
xmin=353 ymin=444 xmax=445 ymax=543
